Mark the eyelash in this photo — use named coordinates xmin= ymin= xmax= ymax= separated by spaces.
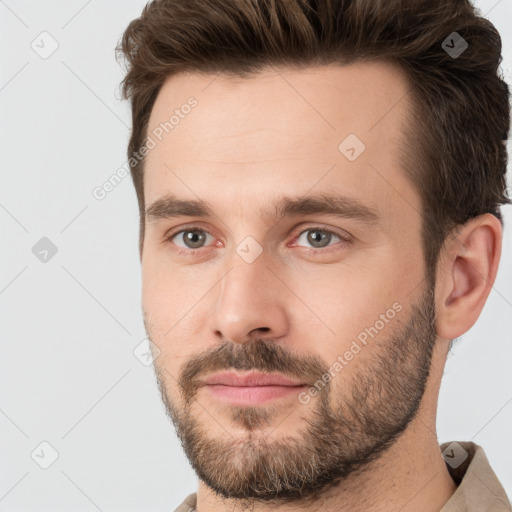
xmin=165 ymin=225 xmax=351 ymax=256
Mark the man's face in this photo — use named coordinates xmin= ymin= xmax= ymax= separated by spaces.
xmin=141 ymin=63 xmax=437 ymax=502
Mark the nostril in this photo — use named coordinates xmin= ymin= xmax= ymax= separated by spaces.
xmin=253 ymin=327 xmax=270 ymax=333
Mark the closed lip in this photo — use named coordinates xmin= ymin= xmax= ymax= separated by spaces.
xmin=201 ymin=372 xmax=306 ymax=387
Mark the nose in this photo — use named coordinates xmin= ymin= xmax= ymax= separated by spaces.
xmin=209 ymin=248 xmax=289 ymax=345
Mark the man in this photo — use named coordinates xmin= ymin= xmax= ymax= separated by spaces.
xmin=116 ymin=0 xmax=511 ymax=510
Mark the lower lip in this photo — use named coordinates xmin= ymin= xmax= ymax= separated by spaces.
xmin=204 ymin=384 xmax=307 ymax=405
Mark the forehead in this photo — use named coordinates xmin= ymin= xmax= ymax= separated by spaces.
xmin=143 ymin=61 xmax=418 ymax=227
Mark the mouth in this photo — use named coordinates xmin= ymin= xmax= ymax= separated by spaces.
xmin=200 ymin=371 xmax=308 ymax=405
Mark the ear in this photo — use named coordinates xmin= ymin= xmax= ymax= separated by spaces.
xmin=435 ymin=213 xmax=502 ymax=340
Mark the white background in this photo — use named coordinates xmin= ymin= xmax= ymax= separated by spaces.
xmin=1 ymin=0 xmax=511 ymax=510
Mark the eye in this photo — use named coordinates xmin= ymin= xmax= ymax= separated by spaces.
xmin=165 ymin=225 xmax=350 ymax=256
xmin=294 ymin=228 xmax=348 ymax=250
xmin=170 ymin=228 xmax=215 ymax=249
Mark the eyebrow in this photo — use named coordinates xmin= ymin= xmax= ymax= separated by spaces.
xmin=144 ymin=192 xmax=380 ymax=226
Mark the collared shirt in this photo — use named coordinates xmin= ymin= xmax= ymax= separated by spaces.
xmin=173 ymin=441 xmax=511 ymax=511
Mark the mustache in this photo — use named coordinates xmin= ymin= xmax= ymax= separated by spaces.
xmin=178 ymin=338 xmax=328 ymax=400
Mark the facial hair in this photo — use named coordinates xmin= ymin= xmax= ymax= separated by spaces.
xmin=147 ymin=283 xmax=437 ymax=506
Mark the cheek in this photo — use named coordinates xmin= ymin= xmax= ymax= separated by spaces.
xmin=142 ymin=254 xmax=212 ymax=374
xmin=284 ymin=256 xmax=410 ymax=360
xmin=288 ymin=259 xmax=386 ymax=319
xmin=142 ymin=250 xmax=193 ymax=323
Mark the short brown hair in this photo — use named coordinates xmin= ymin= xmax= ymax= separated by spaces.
xmin=116 ymin=0 xmax=510 ymax=279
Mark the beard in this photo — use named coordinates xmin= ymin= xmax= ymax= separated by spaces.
xmin=147 ymin=281 xmax=437 ymax=506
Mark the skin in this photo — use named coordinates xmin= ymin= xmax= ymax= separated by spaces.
xmin=140 ymin=62 xmax=502 ymax=512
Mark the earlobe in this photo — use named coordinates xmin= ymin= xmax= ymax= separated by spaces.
xmin=435 ymin=214 xmax=502 ymax=340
